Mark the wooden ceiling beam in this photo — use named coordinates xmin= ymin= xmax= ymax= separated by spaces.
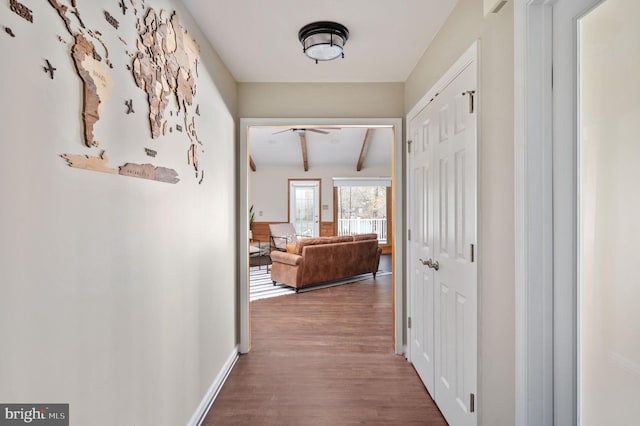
xmin=249 ymin=155 xmax=256 ymax=172
xmin=300 ymin=132 xmax=309 ymax=172
xmin=356 ymin=128 xmax=373 ymax=171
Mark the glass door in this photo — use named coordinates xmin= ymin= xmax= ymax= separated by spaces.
xmin=289 ymin=180 xmax=320 ymax=238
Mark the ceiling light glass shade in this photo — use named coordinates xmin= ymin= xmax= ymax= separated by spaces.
xmin=298 ymin=21 xmax=349 ymax=63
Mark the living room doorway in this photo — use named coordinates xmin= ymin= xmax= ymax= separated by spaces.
xmin=240 ymin=118 xmax=404 ymax=355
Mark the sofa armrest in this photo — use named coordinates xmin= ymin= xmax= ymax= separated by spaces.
xmin=270 ymin=250 xmax=303 ymax=266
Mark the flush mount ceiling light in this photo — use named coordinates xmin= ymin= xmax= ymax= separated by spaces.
xmin=298 ymin=21 xmax=349 ymax=64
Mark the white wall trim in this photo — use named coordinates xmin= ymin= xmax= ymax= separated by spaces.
xmin=240 ymin=118 xmax=404 ymax=355
xmin=514 ymin=1 xmax=555 ymax=425
xmin=406 ymin=42 xmax=479 ymax=120
xmin=187 ymin=346 xmax=239 ymax=426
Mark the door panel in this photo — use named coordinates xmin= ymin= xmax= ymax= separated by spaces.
xmin=433 ymin=61 xmax=477 ymax=426
xmin=409 ymin=108 xmax=436 ymax=394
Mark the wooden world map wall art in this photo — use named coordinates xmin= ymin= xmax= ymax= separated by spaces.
xmin=10 ymin=0 xmax=33 ymax=23
xmin=40 ymin=0 xmax=206 ymax=185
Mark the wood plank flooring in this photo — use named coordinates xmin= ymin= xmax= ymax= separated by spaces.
xmin=204 ymin=272 xmax=447 ymax=425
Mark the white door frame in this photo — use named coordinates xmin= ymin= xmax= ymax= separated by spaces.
xmin=239 ymin=117 xmax=404 ymax=355
xmin=514 ymin=0 xmax=589 ymax=424
xmin=514 ymin=2 xmax=555 ymax=425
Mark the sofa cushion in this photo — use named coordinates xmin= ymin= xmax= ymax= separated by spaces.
xmin=294 ymin=235 xmax=353 ymax=255
xmin=352 ymin=233 xmax=378 ymax=241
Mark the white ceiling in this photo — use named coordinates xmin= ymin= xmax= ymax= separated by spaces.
xmin=250 ymin=126 xmax=393 ymax=171
xmin=181 ymin=1 xmax=457 ymax=167
xmin=181 ymin=0 xmax=459 ymax=83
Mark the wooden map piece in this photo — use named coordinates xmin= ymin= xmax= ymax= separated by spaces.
xmin=144 ymin=148 xmax=157 ymax=157
xmin=71 ymin=9 xmax=85 ymax=28
xmin=43 ymin=60 xmax=57 ymax=79
xmin=119 ymin=163 xmax=179 ymax=184
xmin=4 ymin=27 xmax=15 ymax=37
xmin=60 ymin=151 xmax=118 ymax=174
xmin=154 ymin=167 xmax=179 ymax=184
xmin=9 ymin=0 xmax=33 ymax=23
xmin=119 ymin=0 xmax=128 ymax=15
xmin=162 ymin=121 xmax=168 ymax=135
xmin=195 ymin=104 xmax=200 ymax=116
xmin=188 ymin=143 xmax=199 ymax=171
xmin=198 ymin=170 xmax=204 ymax=185
xmin=104 ymin=11 xmax=119 ymax=29
xmin=176 ymin=124 xmax=182 ymax=132
xmin=125 ymin=99 xmax=134 ymax=114
xmin=71 ymin=34 xmax=114 ymax=148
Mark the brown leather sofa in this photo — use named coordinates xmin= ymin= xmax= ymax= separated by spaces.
xmin=270 ymin=233 xmax=382 ymax=292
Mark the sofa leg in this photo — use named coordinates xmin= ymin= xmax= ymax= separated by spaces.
xmin=272 ymin=281 xmax=277 ymax=286
xmin=295 ymin=288 xmax=299 ymax=294
xmin=373 ymin=272 xmax=377 ymax=279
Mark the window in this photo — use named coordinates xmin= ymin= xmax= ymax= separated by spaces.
xmin=334 ymin=178 xmax=391 ymax=243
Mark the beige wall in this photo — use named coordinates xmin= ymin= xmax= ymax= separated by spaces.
xmin=0 ymin=1 xmax=238 ymax=425
xmin=405 ymin=1 xmax=515 ymax=425
xmin=239 ymin=83 xmax=404 ymax=118
xmin=251 ymin=164 xmax=392 ymax=223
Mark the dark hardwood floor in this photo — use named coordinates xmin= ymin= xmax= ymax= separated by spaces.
xmin=204 ymin=268 xmax=447 ymax=425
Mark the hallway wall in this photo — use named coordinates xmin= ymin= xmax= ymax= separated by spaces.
xmin=238 ymin=83 xmax=404 ymax=118
xmin=0 ymin=1 xmax=237 ymax=425
xmin=405 ymin=0 xmax=515 ymax=425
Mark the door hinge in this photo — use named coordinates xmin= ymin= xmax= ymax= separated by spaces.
xmin=470 ymin=393 xmax=475 ymax=413
xmin=471 ymin=244 xmax=475 ymax=263
xmin=462 ymin=90 xmax=476 ymax=113
xmin=408 ymin=229 xmax=411 ymax=241
xmin=408 ymin=317 xmax=412 ymax=329
xmin=407 ymin=139 xmax=413 ymax=153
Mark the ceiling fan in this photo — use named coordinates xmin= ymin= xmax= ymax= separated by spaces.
xmin=272 ymin=127 xmax=340 ymax=135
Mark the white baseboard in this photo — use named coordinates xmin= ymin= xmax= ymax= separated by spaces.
xmin=187 ymin=345 xmax=239 ymax=426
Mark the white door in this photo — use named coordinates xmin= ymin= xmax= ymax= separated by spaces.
xmin=408 ymin=57 xmax=477 ymax=426
xmin=408 ymin=98 xmax=436 ymax=395
xmin=432 ymin=61 xmax=477 ymax=426
xmin=289 ymin=180 xmax=320 ymax=237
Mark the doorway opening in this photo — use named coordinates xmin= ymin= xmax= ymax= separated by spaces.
xmin=239 ymin=118 xmax=404 ymax=354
